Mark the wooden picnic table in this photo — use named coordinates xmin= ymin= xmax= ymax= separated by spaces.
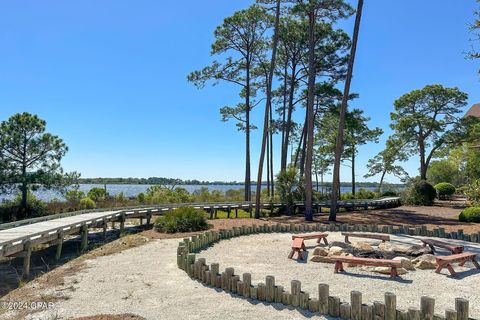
xmin=333 ymin=256 xmax=402 ymax=278
xmin=292 ymin=233 xmax=329 ymax=245
xmin=288 ymin=238 xmax=306 ymax=260
xmin=421 ymin=238 xmax=464 ymax=254
xmin=341 ymin=232 xmax=390 ymax=244
xmin=435 ymin=252 xmax=479 ymax=277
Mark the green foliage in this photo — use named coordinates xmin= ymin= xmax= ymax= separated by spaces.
xmin=87 ymin=187 xmax=109 ymax=202
xmin=0 ymin=192 xmax=47 ymax=221
xmin=465 ymin=179 xmax=480 ymax=205
xmin=401 ymin=179 xmax=437 ymax=206
xmin=79 ymin=197 xmax=96 ymax=209
xmin=390 ymin=85 xmax=470 ymax=179
xmin=340 ymin=189 xmax=378 ymax=200
xmin=434 ymin=182 xmax=456 ymax=199
xmin=137 ymin=192 xmax=146 ymax=204
xmin=427 ymin=160 xmax=460 ymax=186
xmin=115 ymin=192 xmax=126 ymax=202
xmin=459 ymin=207 xmax=480 ymax=222
xmin=381 ymin=191 xmax=398 ymax=197
xmin=146 ymin=186 xmax=194 ymax=204
xmin=0 ymin=112 xmax=73 ymax=219
xmin=276 ymin=167 xmax=304 ymax=214
xmin=154 ymin=207 xmax=209 ymax=233
xmin=64 ymin=189 xmax=85 ymax=204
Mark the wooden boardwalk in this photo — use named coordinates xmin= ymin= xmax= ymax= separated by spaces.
xmin=0 ymin=197 xmax=400 ymax=278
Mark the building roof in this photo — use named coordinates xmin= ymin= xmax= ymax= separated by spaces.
xmin=465 ymin=104 xmax=480 ymax=118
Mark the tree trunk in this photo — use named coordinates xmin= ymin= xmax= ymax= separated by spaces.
xmin=280 ymin=63 xmax=288 ymax=172
xmin=419 ymin=140 xmax=427 ymax=180
xmin=245 ymin=62 xmax=251 ymax=201
xmin=266 ymin=132 xmax=270 ymax=197
xmin=379 ymin=169 xmax=386 ymax=194
xmin=282 ymin=63 xmax=297 ymax=171
xmin=330 ymin=0 xmax=364 ymax=221
xmin=254 ymin=0 xmax=281 ymax=218
xmin=351 ymin=150 xmax=356 ymax=195
xmin=304 ymin=11 xmax=316 ymax=222
xmin=269 ymin=100 xmax=274 ymax=196
xmin=299 ymin=111 xmax=308 ymax=176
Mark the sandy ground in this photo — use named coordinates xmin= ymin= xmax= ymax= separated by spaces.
xmin=199 ymin=232 xmax=480 ymax=318
xmin=0 ymin=238 xmax=328 ymax=320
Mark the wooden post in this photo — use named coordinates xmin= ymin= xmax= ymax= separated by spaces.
xmin=22 ymin=241 xmax=32 ymax=279
xmin=319 ymin=284 xmax=329 ymax=314
xmin=102 ymin=221 xmax=107 ymax=240
xmin=420 ymin=296 xmax=435 ymax=320
xmin=210 ymin=263 xmax=219 ymax=286
xmin=455 ymin=298 xmax=468 ymax=320
xmin=397 ymin=310 xmax=408 ymax=320
xmin=146 ymin=212 xmax=152 ymax=226
xmin=258 ymin=283 xmax=266 ymax=301
xmin=291 ymin=280 xmax=301 ymax=307
xmin=120 ymin=213 xmax=126 ymax=233
xmin=374 ymin=301 xmax=385 ymax=320
xmin=81 ymin=224 xmax=88 ymax=252
xmin=341 ymin=303 xmax=352 ymax=320
xmin=409 ymin=308 xmax=421 ymax=320
xmin=351 ymin=291 xmax=362 ymax=320
xmin=243 ymin=273 xmax=251 ymax=298
xmin=328 ymin=296 xmax=341 ymax=317
xmin=55 ymin=232 xmax=64 ymax=261
xmin=362 ymin=304 xmax=373 ymax=320
xmin=266 ymin=276 xmax=275 ymax=302
xmin=385 ymin=292 xmax=397 ymax=320
xmin=445 ymin=310 xmax=457 ymax=320
xmin=275 ymin=285 xmax=284 ymax=303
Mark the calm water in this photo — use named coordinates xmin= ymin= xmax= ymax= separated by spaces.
xmin=0 ymin=184 xmax=376 ymax=202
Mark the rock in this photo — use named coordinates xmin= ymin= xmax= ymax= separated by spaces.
xmin=412 ymin=254 xmax=437 ymax=269
xmin=392 ymin=245 xmax=411 ymax=254
xmin=351 ymin=241 xmax=374 ymax=251
xmin=393 ymin=257 xmax=415 ymax=270
xmin=310 ymin=255 xmax=334 ymax=263
xmin=329 ymin=241 xmax=350 ymax=249
xmin=313 ymin=247 xmax=329 ymax=257
xmin=328 ymin=246 xmax=346 ymax=257
xmin=373 ymin=267 xmax=408 ymax=275
xmin=378 ymin=242 xmax=394 ymax=252
xmin=407 ymin=245 xmax=432 ymax=257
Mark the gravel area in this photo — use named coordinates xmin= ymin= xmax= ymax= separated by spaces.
xmin=199 ymin=232 xmax=480 ymax=318
xmin=0 ymin=239 xmax=328 ymax=320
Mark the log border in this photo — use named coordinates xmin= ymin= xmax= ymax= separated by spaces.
xmin=177 ymin=222 xmax=477 ymax=320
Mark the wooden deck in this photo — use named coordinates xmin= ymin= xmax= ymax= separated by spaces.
xmin=0 ymin=197 xmax=400 ymax=278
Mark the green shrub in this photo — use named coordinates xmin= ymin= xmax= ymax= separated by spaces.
xmin=87 ymin=187 xmax=109 ymax=202
xmin=276 ymin=167 xmax=304 ymax=215
xmin=340 ymin=192 xmax=355 ymax=200
xmin=455 ymin=185 xmax=468 ymax=195
xmin=381 ymin=191 xmax=398 ymax=197
xmin=137 ymin=192 xmax=146 ymax=204
xmin=356 ymin=188 xmax=378 ymax=199
xmin=154 ymin=207 xmax=209 ymax=233
xmin=401 ymin=179 xmax=436 ymax=205
xmin=79 ymin=197 xmax=96 ymax=209
xmin=465 ymin=179 xmax=480 ymax=205
xmin=459 ymin=207 xmax=480 ymax=222
xmin=65 ymin=189 xmax=85 ymax=204
xmin=434 ymin=182 xmax=456 ymax=199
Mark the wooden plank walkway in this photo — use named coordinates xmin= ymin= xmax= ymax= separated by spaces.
xmin=0 ymin=197 xmax=400 ymax=278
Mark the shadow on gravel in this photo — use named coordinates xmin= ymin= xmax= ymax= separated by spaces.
xmin=0 ymin=224 xmax=149 ymax=297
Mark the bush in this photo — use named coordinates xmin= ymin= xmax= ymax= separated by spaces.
xmin=434 ymin=182 xmax=456 ymax=199
xmin=87 ymin=187 xmax=109 ymax=202
xmin=455 ymin=185 xmax=468 ymax=195
xmin=79 ymin=197 xmax=96 ymax=209
xmin=137 ymin=192 xmax=146 ymax=204
xmin=402 ymin=179 xmax=436 ymax=205
xmin=465 ymin=179 xmax=480 ymax=205
xmin=356 ymin=188 xmax=378 ymax=199
xmin=381 ymin=191 xmax=398 ymax=197
xmin=459 ymin=207 xmax=480 ymax=222
xmin=154 ymin=207 xmax=209 ymax=233
xmin=65 ymin=189 xmax=85 ymax=204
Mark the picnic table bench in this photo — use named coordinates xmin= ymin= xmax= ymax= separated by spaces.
xmin=292 ymin=233 xmax=329 ymax=245
xmin=421 ymin=238 xmax=464 ymax=254
xmin=333 ymin=256 xmax=402 ymax=278
xmin=435 ymin=252 xmax=480 ymax=277
xmin=341 ymin=232 xmax=390 ymax=244
xmin=288 ymin=238 xmax=306 ymax=260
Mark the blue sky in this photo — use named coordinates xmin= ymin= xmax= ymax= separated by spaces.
xmin=0 ymin=0 xmax=479 ymax=183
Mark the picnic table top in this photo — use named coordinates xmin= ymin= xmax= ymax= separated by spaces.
xmin=333 ymin=256 xmax=401 ymax=266
xmin=292 ymin=233 xmax=328 ymax=239
xmin=436 ymin=252 xmax=476 ymax=261
xmin=341 ymin=232 xmax=390 ymax=240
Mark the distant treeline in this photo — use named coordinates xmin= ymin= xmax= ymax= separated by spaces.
xmin=77 ymin=177 xmax=404 ymax=188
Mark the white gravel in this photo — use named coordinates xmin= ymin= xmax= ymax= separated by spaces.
xmin=2 ymin=232 xmax=479 ymax=320
xmin=198 ymin=232 xmax=480 ymax=318
xmin=4 ymin=239 xmax=328 ymax=320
